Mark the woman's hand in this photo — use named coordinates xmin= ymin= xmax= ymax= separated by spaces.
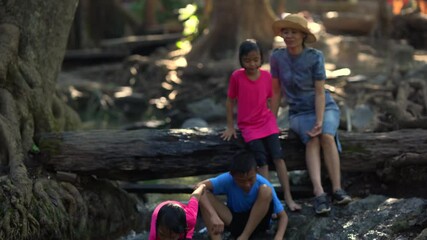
xmin=307 ymin=121 xmax=322 ymax=137
xmin=221 ymin=127 xmax=237 ymax=141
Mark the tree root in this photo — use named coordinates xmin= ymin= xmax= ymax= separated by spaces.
xmin=0 ymin=177 xmax=90 ymax=239
xmin=0 ymin=179 xmax=39 ymax=239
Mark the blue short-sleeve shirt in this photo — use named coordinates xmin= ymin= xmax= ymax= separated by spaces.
xmin=270 ymin=48 xmax=339 ymax=116
xmin=209 ymin=172 xmax=284 ymax=214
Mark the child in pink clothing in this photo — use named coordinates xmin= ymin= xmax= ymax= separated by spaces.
xmin=149 ymin=184 xmax=205 ymax=240
xmin=221 ymin=39 xmax=301 ymax=211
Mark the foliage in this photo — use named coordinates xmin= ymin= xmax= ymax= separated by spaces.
xmin=176 ymin=4 xmax=199 ymax=49
xmin=122 ymin=1 xmax=204 ymax=49
xmin=126 ymin=0 xmax=197 ymax=23
xmin=31 ymin=144 xmax=40 ymax=154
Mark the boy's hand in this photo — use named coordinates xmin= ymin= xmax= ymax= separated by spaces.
xmin=221 ymin=128 xmax=237 ymax=141
xmin=210 ymin=215 xmax=224 ymax=234
xmin=274 ymin=211 xmax=288 ymax=240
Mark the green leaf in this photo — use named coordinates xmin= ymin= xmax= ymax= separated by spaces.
xmin=31 ymin=144 xmax=40 ymax=153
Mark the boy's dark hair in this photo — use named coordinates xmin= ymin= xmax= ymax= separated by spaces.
xmin=229 ymin=151 xmax=257 ymax=175
xmin=238 ymin=39 xmax=264 ymax=68
xmin=156 ymin=203 xmax=187 ymax=239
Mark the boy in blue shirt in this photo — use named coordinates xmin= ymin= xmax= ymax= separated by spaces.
xmin=196 ymin=151 xmax=288 ymax=240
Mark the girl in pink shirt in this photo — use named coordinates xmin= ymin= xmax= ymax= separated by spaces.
xmin=221 ymin=39 xmax=301 ymax=211
xmin=149 ymin=184 xmax=205 ymax=240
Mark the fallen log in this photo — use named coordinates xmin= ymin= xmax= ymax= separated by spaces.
xmin=36 ymin=128 xmax=427 ymax=182
xmin=99 ymin=33 xmax=183 ymax=55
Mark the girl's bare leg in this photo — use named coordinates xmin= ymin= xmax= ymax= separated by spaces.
xmin=274 ymin=159 xmax=301 ymax=211
xmin=257 ymin=165 xmax=269 ymax=180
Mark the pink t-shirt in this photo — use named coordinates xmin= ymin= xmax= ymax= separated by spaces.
xmin=148 ymin=197 xmax=199 ymax=240
xmin=228 ymin=68 xmax=280 ymax=142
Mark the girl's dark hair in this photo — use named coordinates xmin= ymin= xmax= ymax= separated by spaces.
xmin=156 ymin=203 xmax=187 ymax=239
xmin=229 ymin=151 xmax=257 ymax=175
xmin=238 ymin=39 xmax=263 ymax=68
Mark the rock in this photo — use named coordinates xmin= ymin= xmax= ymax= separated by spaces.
xmin=415 ymin=228 xmax=427 ymax=240
xmin=114 ymin=92 xmax=148 ymax=121
xmin=288 ymin=170 xmax=310 ymax=186
xmin=350 ymin=104 xmax=378 ymax=132
xmin=148 ymin=195 xmax=427 ymax=240
xmin=276 ymin=106 xmax=290 ymax=129
xmin=280 ymin=195 xmax=426 ymax=239
xmin=181 ymin=118 xmax=209 ymax=128
xmin=186 ymin=98 xmax=226 ymax=121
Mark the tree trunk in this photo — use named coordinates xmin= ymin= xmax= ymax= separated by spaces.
xmin=0 ymin=1 xmax=142 ymax=239
xmin=376 ymin=0 xmax=392 ymax=40
xmin=37 ymin=129 xmax=427 ymax=182
xmin=142 ymin=0 xmax=160 ymax=33
xmin=186 ymin=0 xmax=277 ymax=63
xmin=87 ymin=0 xmax=128 ymax=44
xmin=275 ymin=0 xmax=287 ymax=16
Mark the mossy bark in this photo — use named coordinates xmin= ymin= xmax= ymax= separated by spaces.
xmin=0 ymin=0 xmax=142 ymax=239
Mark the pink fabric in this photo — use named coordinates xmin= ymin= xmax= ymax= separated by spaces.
xmin=149 ymin=197 xmax=199 ymax=240
xmin=228 ymin=69 xmax=279 ymax=142
xmin=387 ymin=0 xmax=409 ymax=4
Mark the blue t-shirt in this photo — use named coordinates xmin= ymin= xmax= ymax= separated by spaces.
xmin=209 ymin=172 xmax=284 ymax=214
xmin=270 ymin=47 xmax=339 ymax=116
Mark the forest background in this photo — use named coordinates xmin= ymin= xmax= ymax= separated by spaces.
xmin=1 ymin=0 xmax=427 ymax=239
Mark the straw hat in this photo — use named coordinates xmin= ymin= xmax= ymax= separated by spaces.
xmin=272 ymin=14 xmax=317 ymax=43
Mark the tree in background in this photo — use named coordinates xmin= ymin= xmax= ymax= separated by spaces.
xmin=186 ymin=0 xmax=278 ymax=63
xmin=69 ymin=0 xmax=197 ymax=48
xmin=273 ymin=0 xmax=287 ymax=16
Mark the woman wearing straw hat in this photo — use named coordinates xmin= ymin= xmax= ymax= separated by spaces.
xmin=270 ymin=13 xmax=351 ymax=215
